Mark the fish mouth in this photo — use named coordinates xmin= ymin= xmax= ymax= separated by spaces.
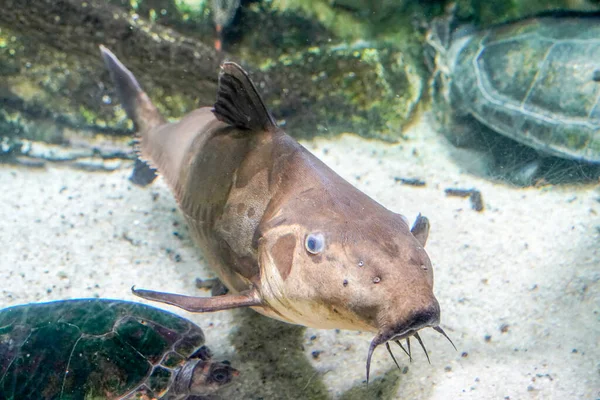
xmin=365 ymin=307 xmax=456 ymax=383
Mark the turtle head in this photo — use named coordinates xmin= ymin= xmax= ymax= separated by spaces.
xmin=175 ymin=357 xmax=238 ymax=396
xmin=194 ymin=359 xmax=239 ymax=392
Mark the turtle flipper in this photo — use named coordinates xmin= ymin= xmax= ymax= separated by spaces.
xmin=132 ymin=286 xmax=262 ymax=312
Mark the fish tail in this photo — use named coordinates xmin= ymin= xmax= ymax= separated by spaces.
xmin=100 ymin=45 xmax=165 ymax=133
xmin=100 ymin=45 xmax=165 ymax=185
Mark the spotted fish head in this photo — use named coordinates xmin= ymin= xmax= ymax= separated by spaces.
xmin=251 ymin=169 xmax=453 ymax=380
xmin=258 ymin=180 xmax=436 ymax=319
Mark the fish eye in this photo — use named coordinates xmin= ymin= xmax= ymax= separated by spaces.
xmin=211 ymin=367 xmax=230 ymax=384
xmin=305 ymin=233 xmax=325 ymax=254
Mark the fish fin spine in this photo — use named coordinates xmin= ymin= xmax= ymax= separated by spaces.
xmin=213 ymin=61 xmax=278 ymax=132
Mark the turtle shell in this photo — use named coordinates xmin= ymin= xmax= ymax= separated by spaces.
xmin=445 ymin=11 xmax=600 ymax=162
xmin=0 ymin=299 xmax=236 ymax=399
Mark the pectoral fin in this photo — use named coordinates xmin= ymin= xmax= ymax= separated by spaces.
xmin=410 ymin=213 xmax=430 ymax=247
xmin=132 ymin=286 xmax=262 ymax=312
xmin=129 ymin=158 xmax=157 ymax=186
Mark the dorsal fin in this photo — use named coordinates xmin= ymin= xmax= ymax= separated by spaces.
xmin=213 ymin=62 xmax=278 ymax=131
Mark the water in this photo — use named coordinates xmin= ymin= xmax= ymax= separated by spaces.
xmin=1 ymin=1 xmax=599 ymax=399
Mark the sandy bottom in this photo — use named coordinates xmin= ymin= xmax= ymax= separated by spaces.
xmin=1 ymin=116 xmax=598 ymax=399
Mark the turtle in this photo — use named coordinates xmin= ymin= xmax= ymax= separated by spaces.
xmin=425 ymin=8 xmax=600 ymax=184
xmin=0 ymin=299 xmax=238 ymax=400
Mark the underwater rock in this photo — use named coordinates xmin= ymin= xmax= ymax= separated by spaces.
xmin=71 ymin=157 xmax=124 ymax=172
xmin=0 ymin=0 xmax=428 ymax=162
xmin=0 ymin=0 xmax=220 ymax=146
xmin=256 ymin=41 xmax=425 ymax=141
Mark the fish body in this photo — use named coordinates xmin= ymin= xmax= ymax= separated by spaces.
xmin=100 ymin=46 xmax=451 ymax=379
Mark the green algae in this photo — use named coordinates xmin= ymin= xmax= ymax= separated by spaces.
xmin=224 ymin=309 xmax=329 ymax=400
xmin=0 ymin=0 xmax=428 ymax=146
xmin=269 ymin=0 xmax=368 ymax=40
xmin=258 ymin=42 xmax=425 ymax=140
xmin=7 ymin=0 xmax=594 ymax=155
xmin=223 ymin=308 xmax=405 ymax=400
xmin=338 ymin=368 xmax=403 ymax=400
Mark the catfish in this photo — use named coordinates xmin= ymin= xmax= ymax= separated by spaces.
xmin=100 ymin=46 xmax=454 ymax=381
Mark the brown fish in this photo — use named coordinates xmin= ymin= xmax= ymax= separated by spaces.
xmin=99 ymin=46 xmax=454 ymax=381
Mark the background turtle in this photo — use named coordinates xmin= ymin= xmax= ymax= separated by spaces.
xmin=426 ymin=9 xmax=600 ymax=184
xmin=0 ymin=299 xmax=237 ymax=400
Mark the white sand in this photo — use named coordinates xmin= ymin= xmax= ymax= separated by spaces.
xmin=1 ymin=116 xmax=598 ymax=399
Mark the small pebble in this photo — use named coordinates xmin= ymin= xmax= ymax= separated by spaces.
xmin=394 ymin=177 xmax=426 ymax=187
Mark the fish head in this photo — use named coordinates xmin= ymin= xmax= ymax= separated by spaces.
xmin=256 ymin=185 xmax=439 ymax=337
xmin=256 ymin=187 xmax=448 ymax=381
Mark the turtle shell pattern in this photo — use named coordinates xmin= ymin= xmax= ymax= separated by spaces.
xmin=0 ymin=299 xmax=208 ymax=399
xmin=447 ymin=12 xmax=600 ymax=162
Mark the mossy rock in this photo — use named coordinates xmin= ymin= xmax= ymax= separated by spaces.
xmin=221 ymin=309 xmax=329 ymax=400
xmin=0 ymin=0 xmax=220 ymax=152
xmin=257 ymin=42 xmax=425 ymax=140
xmin=0 ymin=0 xmax=432 ymax=160
xmin=338 ymin=368 xmax=403 ymax=400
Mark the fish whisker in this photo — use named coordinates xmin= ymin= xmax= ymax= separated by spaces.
xmin=406 ymin=337 xmax=412 ymax=361
xmin=366 ymin=335 xmax=381 ymax=385
xmin=414 ymin=332 xmax=430 ymax=364
xmin=385 ymin=342 xmax=402 ymax=371
xmin=433 ymin=325 xmax=457 ymax=350
xmin=394 ymin=340 xmax=411 ymax=362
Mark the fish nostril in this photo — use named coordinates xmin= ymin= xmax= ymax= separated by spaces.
xmin=387 ymin=301 xmax=441 ymax=343
xmin=409 ymin=303 xmax=440 ymax=330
